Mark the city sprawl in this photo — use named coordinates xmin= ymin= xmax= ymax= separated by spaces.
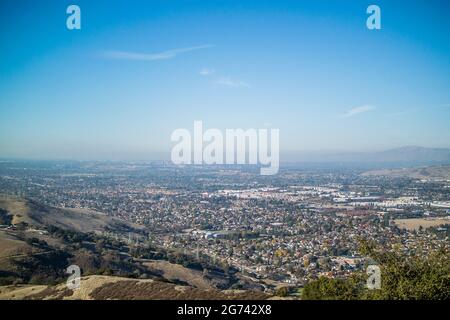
xmin=0 ymin=161 xmax=449 ymax=290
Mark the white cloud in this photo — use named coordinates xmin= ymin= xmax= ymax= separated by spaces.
xmin=101 ymin=44 xmax=213 ymax=61
xmin=216 ymin=77 xmax=249 ymax=88
xmin=341 ymin=105 xmax=375 ymax=118
xmin=199 ymin=68 xmax=215 ymax=76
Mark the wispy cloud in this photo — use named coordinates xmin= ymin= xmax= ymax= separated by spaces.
xmin=199 ymin=68 xmax=215 ymax=76
xmin=341 ymin=105 xmax=375 ymax=118
xmin=216 ymin=77 xmax=249 ymax=88
xmin=102 ymin=44 xmax=213 ymax=61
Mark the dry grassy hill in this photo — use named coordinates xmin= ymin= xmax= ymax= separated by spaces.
xmin=361 ymin=166 xmax=450 ymax=180
xmin=0 ymin=195 xmax=144 ymax=235
xmin=0 ymin=275 xmax=270 ymax=300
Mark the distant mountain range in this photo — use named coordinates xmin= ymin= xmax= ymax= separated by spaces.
xmin=342 ymin=146 xmax=450 ymax=164
xmin=373 ymin=146 xmax=450 ymax=163
xmin=283 ymin=146 xmax=450 ymax=165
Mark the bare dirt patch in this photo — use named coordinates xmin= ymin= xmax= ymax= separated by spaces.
xmin=143 ymin=260 xmax=213 ymax=289
xmin=394 ymin=218 xmax=450 ymax=231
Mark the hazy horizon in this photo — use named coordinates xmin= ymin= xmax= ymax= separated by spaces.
xmin=1 ymin=145 xmax=450 ymax=164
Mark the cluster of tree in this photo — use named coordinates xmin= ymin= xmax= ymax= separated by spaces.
xmin=275 ymin=286 xmax=291 ymax=297
xmin=14 ymin=250 xmax=72 ymax=285
xmin=25 ymin=237 xmax=49 ymax=249
xmin=130 ymin=245 xmax=167 ymax=260
xmin=428 ymin=224 xmax=450 ymax=239
xmin=302 ymin=240 xmax=449 ymax=300
xmin=0 ymin=208 xmax=12 ymax=225
xmin=46 ymin=224 xmax=95 ymax=243
xmin=167 ymin=253 xmax=204 ymax=271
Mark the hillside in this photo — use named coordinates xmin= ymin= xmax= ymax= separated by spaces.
xmin=0 ymin=275 xmax=270 ymax=300
xmin=285 ymin=146 xmax=450 ymax=165
xmin=361 ymin=165 xmax=450 ymax=180
xmin=0 ymin=195 xmax=144 ymax=235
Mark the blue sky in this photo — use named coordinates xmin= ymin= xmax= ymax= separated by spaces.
xmin=0 ymin=0 xmax=449 ymax=160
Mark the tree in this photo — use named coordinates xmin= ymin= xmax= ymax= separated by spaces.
xmin=302 ymin=276 xmax=363 ymax=300
xmin=302 ymin=240 xmax=449 ymax=300
xmin=275 ymin=286 xmax=290 ymax=297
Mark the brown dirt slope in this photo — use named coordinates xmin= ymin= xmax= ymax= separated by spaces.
xmin=0 ymin=275 xmax=270 ymax=300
